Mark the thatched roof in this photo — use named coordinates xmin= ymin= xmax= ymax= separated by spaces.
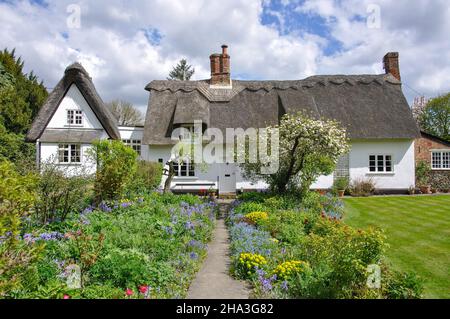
xmin=26 ymin=63 xmax=120 ymax=142
xmin=143 ymin=74 xmax=420 ymax=145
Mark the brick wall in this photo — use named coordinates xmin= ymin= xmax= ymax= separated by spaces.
xmin=415 ymin=134 xmax=450 ymax=166
xmin=415 ymin=133 xmax=450 ymax=190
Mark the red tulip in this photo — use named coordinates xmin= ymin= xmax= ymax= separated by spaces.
xmin=139 ymin=285 xmax=148 ymax=294
xmin=125 ymin=288 xmax=134 ymax=296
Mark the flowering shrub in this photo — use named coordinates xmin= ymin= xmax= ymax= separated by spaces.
xmin=229 ymin=222 xmax=276 ymax=258
xmin=228 ymin=193 xmax=423 ymax=299
xmin=273 ymin=260 xmax=311 ymax=281
xmin=11 ymin=193 xmax=216 ymax=299
xmin=237 ymin=253 xmax=267 ymax=278
xmin=0 ymin=160 xmax=43 ymax=297
xmin=234 ymin=202 xmax=268 ymax=215
xmin=244 ymin=211 xmax=269 ymax=225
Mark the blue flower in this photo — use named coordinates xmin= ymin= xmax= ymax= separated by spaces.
xmin=184 ymin=221 xmax=194 ymax=230
xmin=280 ymin=280 xmax=289 ymax=291
xmin=121 ymin=202 xmax=132 ymax=208
xmin=164 ymin=226 xmax=174 ymax=235
xmin=189 ymin=252 xmax=199 ymax=260
xmin=99 ymin=202 xmax=112 ymax=212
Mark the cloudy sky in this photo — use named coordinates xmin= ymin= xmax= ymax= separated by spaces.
xmin=1 ymin=0 xmax=449 ymax=113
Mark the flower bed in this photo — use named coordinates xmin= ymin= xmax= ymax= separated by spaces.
xmin=227 ymin=192 xmax=423 ymax=299
xmin=7 ymin=193 xmax=217 ymax=299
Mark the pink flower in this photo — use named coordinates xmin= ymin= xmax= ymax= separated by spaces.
xmin=139 ymin=285 xmax=148 ymax=294
xmin=125 ymin=288 xmax=134 ymax=296
xmin=63 ymin=294 xmax=71 ymax=299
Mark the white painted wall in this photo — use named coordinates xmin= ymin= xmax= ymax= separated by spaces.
xmin=148 ymin=139 xmax=416 ymax=191
xmin=349 ymin=139 xmax=415 ymax=189
xmin=47 ymin=84 xmax=104 ymax=130
xmin=40 ymin=142 xmax=97 ymax=175
xmin=119 ymin=126 xmax=149 ymax=161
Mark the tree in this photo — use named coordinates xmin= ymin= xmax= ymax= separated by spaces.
xmin=0 ymin=49 xmax=48 ymax=164
xmin=167 ymin=59 xmax=195 ymax=81
xmin=239 ymin=112 xmax=350 ymax=196
xmin=107 ymin=99 xmax=143 ymax=126
xmin=0 ymin=49 xmax=48 ymax=133
xmin=418 ymin=93 xmax=450 ymax=142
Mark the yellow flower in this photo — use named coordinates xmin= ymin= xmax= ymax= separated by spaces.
xmin=243 ymin=212 xmax=269 ymax=225
xmin=273 ymin=260 xmax=311 ymax=280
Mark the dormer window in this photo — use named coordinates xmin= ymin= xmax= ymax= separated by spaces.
xmin=67 ymin=110 xmax=83 ymax=126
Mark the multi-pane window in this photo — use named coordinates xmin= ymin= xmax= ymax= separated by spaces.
xmin=58 ymin=144 xmax=81 ymax=164
xmin=122 ymin=139 xmax=141 ymax=155
xmin=369 ymin=155 xmax=393 ymax=172
xmin=173 ymin=159 xmax=195 ymax=177
xmin=67 ymin=110 xmax=83 ymax=125
xmin=431 ymin=151 xmax=450 ymax=169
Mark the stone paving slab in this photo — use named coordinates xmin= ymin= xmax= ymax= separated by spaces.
xmin=187 ymin=203 xmax=250 ymax=299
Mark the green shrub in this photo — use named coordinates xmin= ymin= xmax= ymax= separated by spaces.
xmin=89 ymin=140 xmax=137 ymax=202
xmin=90 ymin=248 xmax=175 ymax=289
xmin=292 ymin=217 xmax=386 ymax=298
xmin=334 ymin=177 xmax=349 ymax=191
xmin=125 ymin=161 xmax=163 ymax=196
xmin=234 ymin=202 xmax=268 ymax=215
xmin=0 ymin=160 xmax=43 ymax=297
xmin=238 ymin=191 xmax=269 ymax=203
xmin=383 ymin=270 xmax=423 ymax=299
xmin=259 ymin=210 xmax=310 ymax=244
xmin=34 ymin=162 xmax=92 ymax=224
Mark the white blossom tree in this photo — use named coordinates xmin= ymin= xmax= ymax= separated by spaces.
xmin=239 ymin=112 xmax=350 ymax=196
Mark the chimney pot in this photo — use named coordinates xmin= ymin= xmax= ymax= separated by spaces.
xmin=222 ymin=45 xmax=228 ymax=56
xmin=210 ymin=45 xmax=231 ymax=86
xmin=383 ymin=52 xmax=401 ymax=81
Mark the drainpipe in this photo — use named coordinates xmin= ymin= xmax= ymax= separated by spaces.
xmin=36 ymin=139 xmax=41 ymax=171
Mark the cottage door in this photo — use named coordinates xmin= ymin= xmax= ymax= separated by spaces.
xmin=219 ymin=163 xmax=237 ymax=195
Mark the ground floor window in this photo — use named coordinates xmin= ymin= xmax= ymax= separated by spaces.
xmin=122 ymin=139 xmax=141 ymax=155
xmin=173 ymin=159 xmax=195 ymax=177
xmin=58 ymin=144 xmax=81 ymax=164
xmin=431 ymin=151 xmax=450 ymax=169
xmin=369 ymin=155 xmax=393 ymax=172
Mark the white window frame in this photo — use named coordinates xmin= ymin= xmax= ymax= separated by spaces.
xmin=122 ymin=139 xmax=142 ymax=156
xmin=430 ymin=150 xmax=450 ymax=170
xmin=58 ymin=144 xmax=81 ymax=164
xmin=173 ymin=158 xmax=196 ymax=177
xmin=368 ymin=154 xmax=394 ymax=173
xmin=67 ymin=109 xmax=83 ymax=126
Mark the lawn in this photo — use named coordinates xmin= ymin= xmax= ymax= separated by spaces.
xmin=344 ymin=195 xmax=450 ymax=299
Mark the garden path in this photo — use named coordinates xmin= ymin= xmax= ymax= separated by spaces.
xmin=187 ymin=201 xmax=250 ymax=299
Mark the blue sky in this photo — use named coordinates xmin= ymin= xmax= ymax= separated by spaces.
xmin=1 ymin=0 xmax=449 ymax=112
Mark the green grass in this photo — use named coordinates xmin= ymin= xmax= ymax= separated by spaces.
xmin=344 ymin=195 xmax=450 ymax=299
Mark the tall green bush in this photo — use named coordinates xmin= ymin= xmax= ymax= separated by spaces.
xmin=125 ymin=161 xmax=163 ymax=196
xmin=34 ymin=162 xmax=92 ymax=224
xmin=89 ymin=140 xmax=137 ymax=202
xmin=0 ymin=160 xmax=43 ymax=297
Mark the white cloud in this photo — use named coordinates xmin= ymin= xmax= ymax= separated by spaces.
xmin=0 ymin=0 xmax=449 ymax=112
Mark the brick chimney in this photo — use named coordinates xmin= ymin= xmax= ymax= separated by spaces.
xmin=383 ymin=52 xmax=401 ymax=81
xmin=210 ymin=45 xmax=231 ymax=86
